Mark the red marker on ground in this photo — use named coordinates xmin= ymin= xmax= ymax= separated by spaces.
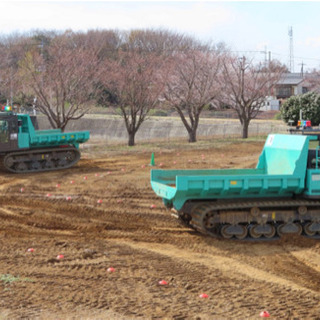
xmin=56 ymin=254 xmax=64 ymax=260
xmin=107 ymin=267 xmax=115 ymax=273
xmin=260 ymin=311 xmax=270 ymax=318
xmin=199 ymin=293 xmax=209 ymax=298
xmin=158 ymin=280 xmax=168 ymax=286
xmin=150 ymin=204 xmax=156 ymax=209
xmin=27 ymin=248 xmax=34 ymax=253
xmin=97 ymin=199 xmax=102 ymax=204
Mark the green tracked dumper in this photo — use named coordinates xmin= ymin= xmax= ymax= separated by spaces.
xmin=151 ymin=134 xmax=320 ymax=240
xmin=0 ymin=109 xmax=89 ymax=173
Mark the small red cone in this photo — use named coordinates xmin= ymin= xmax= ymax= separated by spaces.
xmin=83 ymin=176 xmax=87 ymax=180
xmin=46 ymin=193 xmax=52 ymax=197
xmin=20 ymin=187 xmax=25 ymax=193
xmin=141 ymin=164 xmax=146 ymax=168
xmin=95 ymin=173 xmax=100 ymax=177
xmin=70 ymin=180 xmax=74 ymax=184
xmin=158 ymin=280 xmax=168 ymax=285
xmin=150 ymin=204 xmax=156 ymax=209
xmin=97 ymin=199 xmax=102 ymax=204
xmin=66 ymin=196 xmax=72 ymax=201
xmin=199 ymin=293 xmax=209 ymax=298
xmin=56 ymin=184 xmax=61 ymax=188
xmin=159 ymin=163 xmax=164 ymax=167
xmin=260 ymin=311 xmax=270 ymax=318
xmin=27 ymin=248 xmax=34 ymax=253
xmin=107 ymin=171 xmax=111 ymax=175
xmin=107 ymin=267 xmax=115 ymax=273
xmin=56 ymin=254 xmax=64 ymax=260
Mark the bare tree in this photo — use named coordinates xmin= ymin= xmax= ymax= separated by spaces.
xmin=304 ymin=69 xmax=320 ymax=94
xmin=123 ymin=28 xmax=202 ymax=56
xmin=18 ymin=32 xmax=101 ymax=131
xmin=220 ymin=55 xmax=284 ymax=138
xmin=0 ymin=33 xmax=31 ymax=106
xmin=164 ymin=49 xmax=221 ymax=142
xmin=68 ymin=29 xmax=122 ymax=60
xmin=103 ymin=49 xmax=166 ymax=146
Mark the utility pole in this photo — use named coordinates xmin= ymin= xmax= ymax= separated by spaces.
xmin=299 ymin=61 xmax=306 ymax=77
xmin=260 ymin=47 xmax=268 ymax=69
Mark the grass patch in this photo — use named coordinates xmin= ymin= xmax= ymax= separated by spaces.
xmin=0 ymin=274 xmax=34 ymax=285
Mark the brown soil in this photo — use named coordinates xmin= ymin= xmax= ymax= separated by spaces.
xmin=1 ymin=140 xmax=320 ymax=319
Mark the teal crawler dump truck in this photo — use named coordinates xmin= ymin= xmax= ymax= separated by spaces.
xmin=0 ymin=109 xmax=89 ymax=173
xmin=151 ymin=134 xmax=320 ymax=240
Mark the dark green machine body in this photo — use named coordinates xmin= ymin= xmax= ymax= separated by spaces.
xmin=0 ymin=112 xmax=89 ymax=173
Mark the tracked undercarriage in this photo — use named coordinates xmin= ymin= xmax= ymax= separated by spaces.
xmin=174 ymin=199 xmax=320 ymax=240
xmin=0 ymin=146 xmax=81 ymax=173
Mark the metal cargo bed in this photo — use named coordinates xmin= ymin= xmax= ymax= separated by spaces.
xmin=151 ymin=134 xmax=311 ymax=210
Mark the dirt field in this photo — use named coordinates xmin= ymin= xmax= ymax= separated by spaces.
xmin=1 ymin=138 xmax=320 ymax=320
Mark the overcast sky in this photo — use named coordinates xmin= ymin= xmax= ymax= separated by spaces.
xmin=0 ymin=1 xmax=319 ymax=72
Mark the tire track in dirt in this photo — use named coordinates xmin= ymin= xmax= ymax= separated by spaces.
xmin=107 ymin=239 xmax=320 ymax=319
xmin=0 ymin=177 xmax=26 ymax=191
xmin=2 ymin=142 xmax=320 ymax=319
xmin=116 ymin=240 xmax=320 ymax=295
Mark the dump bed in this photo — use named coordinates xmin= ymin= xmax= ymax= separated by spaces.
xmin=17 ymin=114 xmax=89 ymax=149
xmin=151 ymin=134 xmax=311 ymax=210
xmin=30 ymin=130 xmax=89 ymax=147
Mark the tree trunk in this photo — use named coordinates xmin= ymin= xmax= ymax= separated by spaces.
xmin=241 ymin=120 xmax=249 ymax=139
xmin=128 ymin=131 xmax=135 ymax=146
xmin=188 ymin=129 xmax=197 ymax=143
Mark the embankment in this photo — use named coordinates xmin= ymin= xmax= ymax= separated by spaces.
xmin=37 ymin=115 xmax=288 ymax=143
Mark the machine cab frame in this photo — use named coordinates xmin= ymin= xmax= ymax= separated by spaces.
xmin=0 ymin=113 xmax=19 ymax=153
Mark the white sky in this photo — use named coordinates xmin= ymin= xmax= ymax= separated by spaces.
xmin=0 ymin=1 xmax=320 ymax=71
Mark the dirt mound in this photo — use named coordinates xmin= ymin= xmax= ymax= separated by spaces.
xmin=1 ymin=140 xmax=320 ymax=319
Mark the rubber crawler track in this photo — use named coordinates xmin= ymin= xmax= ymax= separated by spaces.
xmin=187 ymin=200 xmax=320 ymax=241
xmin=1 ymin=146 xmax=81 ymax=173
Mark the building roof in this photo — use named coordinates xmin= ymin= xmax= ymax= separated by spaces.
xmin=277 ymin=73 xmax=304 ymax=86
